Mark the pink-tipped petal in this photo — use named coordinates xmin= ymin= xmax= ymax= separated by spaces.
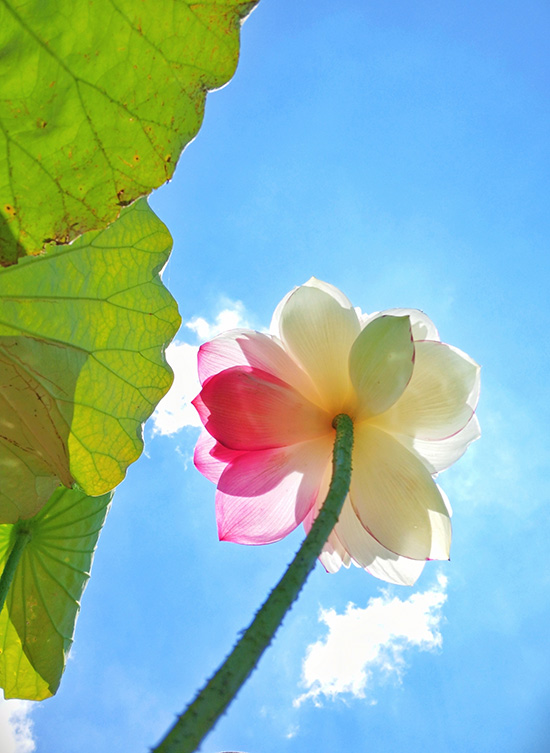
xmin=360 ymin=308 xmax=440 ymax=342
xmin=216 ymin=436 xmax=332 ymax=545
xmin=194 ymin=430 xmax=244 ymax=484
xmin=350 ymin=424 xmax=452 ymax=561
xmin=197 ymin=329 xmax=320 ymax=405
xmin=391 ymin=414 xmax=481 ymax=474
xmin=349 ymin=315 xmax=415 ymax=419
xmin=335 ymin=500 xmax=425 ymax=586
xmin=277 ymin=281 xmax=361 ymax=414
xmin=196 ymin=366 xmax=331 ymax=451
xmin=373 ymin=340 xmax=481 ymax=440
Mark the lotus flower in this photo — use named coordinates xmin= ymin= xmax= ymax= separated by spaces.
xmin=192 ymin=279 xmax=480 ymax=585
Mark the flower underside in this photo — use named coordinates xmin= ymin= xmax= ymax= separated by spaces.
xmin=192 ymin=278 xmax=480 ymax=586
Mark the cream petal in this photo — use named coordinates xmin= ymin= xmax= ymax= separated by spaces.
xmin=197 ymin=328 xmax=319 ymax=404
xmin=349 ymin=315 xmax=414 ymax=419
xmin=362 ymin=308 xmax=440 ymax=342
xmin=335 ymin=500 xmax=425 ymax=585
xmin=374 ymin=340 xmax=481 ymax=440
xmin=349 ymin=424 xmax=452 ymax=560
xmin=391 ymin=414 xmax=481 ymax=474
xmin=437 ymin=483 xmax=453 ymax=517
xmin=270 ymin=277 xmax=356 ymax=336
xmin=277 ymin=282 xmax=361 ymax=414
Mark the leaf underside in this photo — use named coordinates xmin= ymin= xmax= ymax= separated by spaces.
xmin=0 ymin=199 xmax=181 ymax=522
xmin=0 ymin=485 xmax=112 ymax=700
xmin=0 ymin=0 xmax=258 ymax=264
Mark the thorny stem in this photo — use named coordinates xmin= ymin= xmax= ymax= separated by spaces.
xmin=153 ymin=414 xmax=354 ymax=753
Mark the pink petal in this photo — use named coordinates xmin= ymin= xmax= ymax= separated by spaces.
xmin=197 ymin=329 xmax=320 ymax=406
xmin=194 ymin=430 xmax=244 ymax=484
xmin=216 ymin=436 xmax=333 ymax=544
xmin=193 ymin=366 xmax=331 ymax=451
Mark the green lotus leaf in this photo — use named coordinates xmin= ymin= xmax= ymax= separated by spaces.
xmin=0 ymin=0 xmax=257 ymax=264
xmin=0 ymin=485 xmax=112 ymax=700
xmin=0 ymin=199 xmax=180 ymax=522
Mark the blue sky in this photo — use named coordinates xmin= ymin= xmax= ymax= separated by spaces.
xmin=2 ymin=0 xmax=549 ymax=750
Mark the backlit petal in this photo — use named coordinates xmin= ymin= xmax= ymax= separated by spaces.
xmin=216 ymin=436 xmax=332 ymax=544
xmin=350 ymin=424 xmax=451 ymax=560
xmin=193 ymin=366 xmax=331 ymax=451
xmin=270 ymin=277 xmax=356 ymax=336
xmin=318 ymin=533 xmax=352 ymax=573
xmin=277 ymin=281 xmax=361 ymax=414
xmin=373 ymin=341 xmax=480 ymax=440
xmin=335 ymin=500 xmax=425 ymax=585
xmin=392 ymin=414 xmax=481 ymax=474
xmin=197 ymin=329 xmax=319 ymax=405
xmin=349 ymin=315 xmax=414 ymax=419
xmin=194 ymin=430 xmax=244 ymax=484
xmin=360 ymin=308 xmax=440 ymax=342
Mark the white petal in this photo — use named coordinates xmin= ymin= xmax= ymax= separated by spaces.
xmin=335 ymin=500 xmax=425 ymax=585
xmin=270 ymin=278 xmax=356 ymax=335
xmin=391 ymin=414 xmax=481 ymax=474
xmin=360 ymin=308 xmax=440 ymax=341
xmin=318 ymin=532 xmax=352 ymax=573
xmin=374 ymin=341 xmax=481 ymax=440
xmin=277 ymin=281 xmax=361 ymax=414
xmin=350 ymin=424 xmax=451 ymax=560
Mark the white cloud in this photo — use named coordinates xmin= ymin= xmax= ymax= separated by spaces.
xmin=295 ymin=574 xmax=448 ymax=706
xmin=0 ymin=699 xmax=36 ymax=753
xmin=151 ymin=301 xmax=252 ymax=436
xmin=185 ymin=300 xmax=250 ymax=342
xmin=285 ymin=724 xmax=300 ymax=739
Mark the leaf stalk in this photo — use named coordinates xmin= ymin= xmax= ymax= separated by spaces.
xmin=0 ymin=525 xmax=32 ymax=613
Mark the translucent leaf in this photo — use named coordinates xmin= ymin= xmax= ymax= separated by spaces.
xmin=0 ymin=199 xmax=180 ymax=522
xmin=0 ymin=0 xmax=258 ymax=263
xmin=0 ymin=485 xmax=112 ymax=700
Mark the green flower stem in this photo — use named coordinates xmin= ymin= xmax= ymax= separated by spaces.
xmin=153 ymin=413 xmax=354 ymax=753
xmin=0 ymin=525 xmax=32 ymax=613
